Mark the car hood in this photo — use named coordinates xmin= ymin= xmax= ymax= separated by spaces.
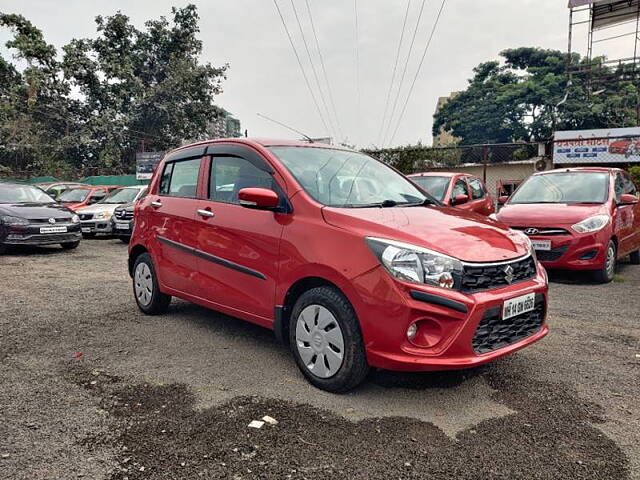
xmin=76 ymin=203 xmax=120 ymax=214
xmin=497 ymin=203 xmax=610 ymax=226
xmin=322 ymin=206 xmax=529 ymax=263
xmin=0 ymin=202 xmax=74 ymax=220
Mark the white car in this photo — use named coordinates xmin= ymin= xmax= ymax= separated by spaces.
xmin=77 ymin=186 xmax=147 ymax=237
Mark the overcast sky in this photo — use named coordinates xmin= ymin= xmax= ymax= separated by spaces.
xmin=0 ymin=0 xmax=632 ymax=147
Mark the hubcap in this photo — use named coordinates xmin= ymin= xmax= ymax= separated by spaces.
xmin=134 ymin=262 xmax=153 ymax=306
xmin=606 ymin=245 xmax=615 ymax=278
xmin=295 ymin=305 xmax=344 ymax=379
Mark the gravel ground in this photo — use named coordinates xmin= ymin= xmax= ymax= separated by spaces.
xmin=0 ymin=239 xmax=639 ymax=479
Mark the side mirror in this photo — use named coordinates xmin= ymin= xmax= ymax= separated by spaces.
xmin=452 ymin=194 xmax=469 ymax=206
xmin=498 ymin=195 xmax=509 ymax=205
xmin=238 ymin=188 xmax=280 ymax=210
xmin=618 ymin=193 xmax=639 ymax=206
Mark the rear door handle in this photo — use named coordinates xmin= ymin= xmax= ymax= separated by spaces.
xmin=197 ymin=209 xmax=215 ymax=218
xmin=151 ymin=201 xmax=162 ymax=208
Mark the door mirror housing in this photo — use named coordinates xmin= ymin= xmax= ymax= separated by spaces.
xmin=618 ymin=193 xmax=639 ymax=206
xmin=452 ymin=194 xmax=469 ymax=206
xmin=498 ymin=195 xmax=510 ymax=205
xmin=238 ymin=188 xmax=280 ymax=210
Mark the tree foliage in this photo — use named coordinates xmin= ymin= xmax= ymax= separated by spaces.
xmin=433 ymin=47 xmax=640 ymax=145
xmin=0 ymin=5 xmax=227 ymax=177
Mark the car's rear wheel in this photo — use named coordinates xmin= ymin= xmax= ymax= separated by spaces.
xmin=289 ymin=286 xmax=369 ymax=393
xmin=594 ymin=240 xmax=616 ymax=283
xmin=630 ymin=249 xmax=640 ymax=265
xmin=60 ymin=240 xmax=80 ymax=250
xmin=133 ymin=253 xmax=171 ymax=315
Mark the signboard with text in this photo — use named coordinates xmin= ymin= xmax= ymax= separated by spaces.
xmin=554 ymin=127 xmax=640 ymax=164
xmin=136 ymin=151 xmax=165 ymax=180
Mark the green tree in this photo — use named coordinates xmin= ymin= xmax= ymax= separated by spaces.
xmin=433 ymin=47 xmax=640 ymax=145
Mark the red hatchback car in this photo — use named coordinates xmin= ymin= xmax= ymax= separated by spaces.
xmin=408 ymin=172 xmax=495 ymax=216
xmin=129 ymin=139 xmax=548 ymax=392
xmin=495 ymin=167 xmax=640 ymax=283
xmin=58 ymin=186 xmax=120 ymax=211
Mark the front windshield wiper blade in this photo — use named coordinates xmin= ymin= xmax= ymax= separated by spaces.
xmin=342 ymin=199 xmax=400 ymax=208
xmin=404 ymin=198 xmax=439 ymax=207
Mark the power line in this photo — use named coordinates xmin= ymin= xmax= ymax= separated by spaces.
xmin=381 ymin=0 xmax=428 ymax=147
xmin=272 ymin=0 xmax=330 ymax=136
xmin=289 ymin=0 xmax=337 ymax=141
xmin=388 ymin=0 xmax=447 ymax=146
xmin=304 ymin=0 xmax=344 ymax=142
xmin=354 ymin=0 xmax=361 ymax=146
xmin=377 ymin=0 xmax=411 ymax=146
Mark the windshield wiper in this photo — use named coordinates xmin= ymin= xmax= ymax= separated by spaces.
xmin=343 ymin=199 xmax=399 ymax=208
xmin=404 ymin=198 xmax=438 ymax=207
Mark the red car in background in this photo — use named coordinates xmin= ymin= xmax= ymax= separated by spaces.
xmin=128 ymin=139 xmax=547 ymax=392
xmin=409 ymin=172 xmax=495 ymax=216
xmin=58 ymin=186 xmax=120 ymax=211
xmin=495 ymin=167 xmax=640 ymax=283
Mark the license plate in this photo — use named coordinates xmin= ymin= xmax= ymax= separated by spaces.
xmin=115 ymin=222 xmax=129 ymax=230
xmin=503 ymin=293 xmax=536 ymax=320
xmin=531 ymin=240 xmax=551 ymax=251
xmin=81 ymin=227 xmax=91 ymax=233
xmin=40 ymin=226 xmax=67 ymax=234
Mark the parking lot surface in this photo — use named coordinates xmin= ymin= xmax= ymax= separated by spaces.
xmin=1 ymin=239 xmax=639 ymax=479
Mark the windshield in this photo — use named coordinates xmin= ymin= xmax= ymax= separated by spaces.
xmin=269 ymin=146 xmax=430 ymax=207
xmin=0 ymin=184 xmax=56 ymax=204
xmin=100 ymin=188 xmax=142 ymax=204
xmin=59 ymin=188 xmax=90 ymax=203
xmin=509 ymin=172 xmax=610 ymax=204
xmin=410 ymin=176 xmax=450 ymax=201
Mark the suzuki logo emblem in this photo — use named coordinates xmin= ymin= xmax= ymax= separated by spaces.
xmin=524 ymin=228 xmax=539 ymax=235
xmin=504 ymin=265 xmax=515 ymax=284
xmin=48 ymin=218 xmax=56 ymax=224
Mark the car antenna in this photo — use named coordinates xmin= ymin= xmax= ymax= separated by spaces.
xmin=257 ymin=113 xmax=314 ymax=143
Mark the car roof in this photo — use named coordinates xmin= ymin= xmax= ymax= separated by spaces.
xmin=535 ymin=167 xmax=621 ymax=175
xmin=0 ymin=182 xmax=40 ymax=188
xmin=165 ymin=137 xmax=354 ymax=158
xmin=408 ymin=172 xmax=465 ymax=178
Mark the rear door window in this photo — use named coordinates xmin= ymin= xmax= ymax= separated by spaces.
xmin=159 ymin=159 xmax=201 ymax=198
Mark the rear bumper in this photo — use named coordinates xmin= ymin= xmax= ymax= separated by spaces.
xmin=351 ymin=265 xmax=549 ymax=372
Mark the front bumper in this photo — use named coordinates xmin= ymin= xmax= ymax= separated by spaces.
xmin=351 ymin=264 xmax=548 ymax=372
xmin=2 ymin=223 xmax=82 ymax=246
xmin=529 ymin=229 xmax=608 ymax=270
xmin=110 ymin=218 xmax=133 ymax=236
xmin=80 ymin=218 xmax=113 ymax=234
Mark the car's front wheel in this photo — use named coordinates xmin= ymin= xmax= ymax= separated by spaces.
xmin=630 ymin=249 xmax=640 ymax=265
xmin=132 ymin=253 xmax=171 ymax=315
xmin=0 ymin=243 xmax=6 ymax=255
xmin=82 ymin=232 xmax=96 ymax=239
xmin=289 ymin=286 xmax=369 ymax=393
xmin=120 ymin=236 xmax=131 ymax=244
xmin=594 ymin=240 xmax=616 ymax=283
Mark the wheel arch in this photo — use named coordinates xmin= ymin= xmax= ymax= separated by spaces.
xmin=128 ymin=244 xmax=149 ymax=277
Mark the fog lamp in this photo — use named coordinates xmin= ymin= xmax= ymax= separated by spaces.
xmin=407 ymin=323 xmax=418 ymax=340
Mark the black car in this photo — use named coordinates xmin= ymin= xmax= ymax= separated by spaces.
xmin=0 ymin=183 xmax=82 ymax=254
xmin=111 ymin=200 xmax=136 ymax=243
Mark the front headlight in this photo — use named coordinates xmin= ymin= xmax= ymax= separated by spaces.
xmin=0 ymin=215 xmax=29 ymax=225
xmin=366 ymin=237 xmax=463 ymax=289
xmin=72 ymin=215 xmax=80 ymax=224
xmin=94 ymin=211 xmax=112 ymax=220
xmin=571 ymin=214 xmax=610 ymax=234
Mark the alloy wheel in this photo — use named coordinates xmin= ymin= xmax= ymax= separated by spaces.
xmin=295 ymin=304 xmax=345 ymax=378
xmin=605 ymin=244 xmax=615 ymax=279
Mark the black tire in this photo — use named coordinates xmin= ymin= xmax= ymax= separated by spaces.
xmin=120 ymin=236 xmax=131 ymax=244
xmin=132 ymin=252 xmax=171 ymax=315
xmin=82 ymin=232 xmax=96 ymax=239
xmin=0 ymin=243 xmax=6 ymax=255
xmin=630 ymin=249 xmax=640 ymax=265
xmin=60 ymin=240 xmax=80 ymax=250
xmin=593 ymin=240 xmax=616 ymax=283
xmin=288 ymin=286 xmax=369 ymax=393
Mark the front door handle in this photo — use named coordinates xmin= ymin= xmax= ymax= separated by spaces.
xmin=151 ymin=201 xmax=162 ymax=208
xmin=197 ymin=209 xmax=215 ymax=218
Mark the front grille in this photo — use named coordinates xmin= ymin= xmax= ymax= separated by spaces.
xmin=115 ymin=210 xmax=133 ymax=220
xmin=536 ymin=245 xmax=569 ymax=262
xmin=79 ymin=213 xmax=93 ymax=220
xmin=460 ymin=255 xmax=536 ymax=292
xmin=29 ymin=217 xmax=73 ymax=224
xmin=472 ymin=294 xmax=545 ymax=354
xmin=511 ymin=226 xmax=571 ymax=236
